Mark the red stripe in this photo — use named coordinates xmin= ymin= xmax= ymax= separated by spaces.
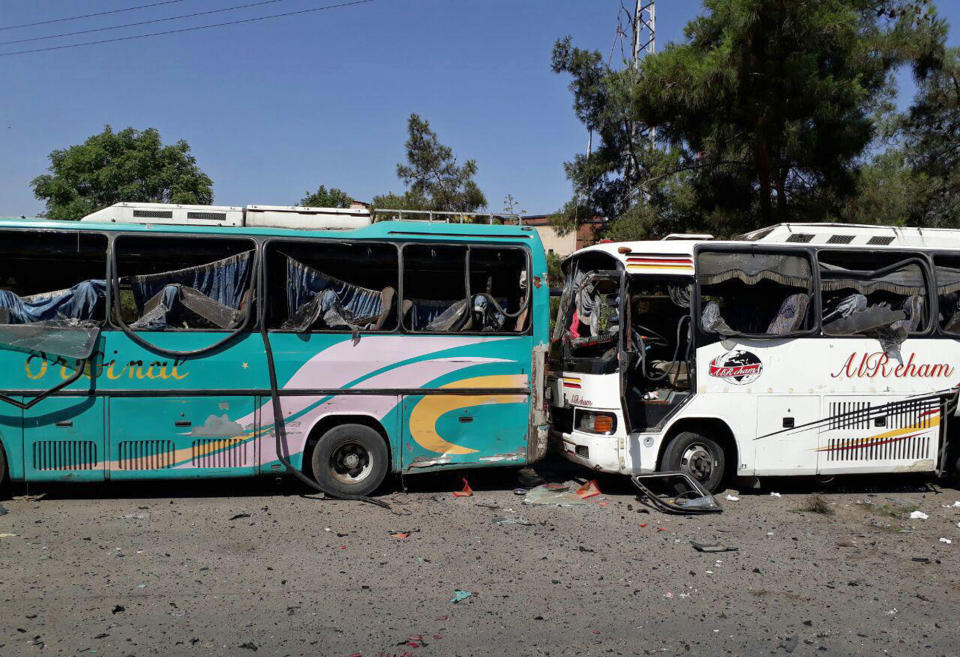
xmin=563 ymin=383 xmax=581 ymax=389
xmin=825 ymin=432 xmax=922 ymax=452
xmin=626 ymin=258 xmax=693 ymax=264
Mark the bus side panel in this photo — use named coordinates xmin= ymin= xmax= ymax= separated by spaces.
xmin=0 ymin=409 xmax=22 ymax=480
xmin=99 ymin=330 xmax=268 ymax=479
xmin=23 ymin=396 xmax=105 ymax=482
xmin=108 ymin=396 xmax=257 ymax=479
xmin=256 ymin=394 xmax=402 ymax=474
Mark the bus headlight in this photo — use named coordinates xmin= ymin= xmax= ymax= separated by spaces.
xmin=575 ymin=410 xmax=617 ymax=435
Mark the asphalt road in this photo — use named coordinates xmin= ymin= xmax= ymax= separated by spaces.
xmin=0 ymin=465 xmax=958 ymax=657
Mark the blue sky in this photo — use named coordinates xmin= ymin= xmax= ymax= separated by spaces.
xmin=0 ymin=0 xmax=957 ymax=217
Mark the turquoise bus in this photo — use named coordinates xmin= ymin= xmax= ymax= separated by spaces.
xmin=0 ymin=206 xmax=549 ymax=497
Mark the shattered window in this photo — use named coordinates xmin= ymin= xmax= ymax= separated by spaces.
xmin=0 ymin=229 xmax=107 ymax=358
xmin=934 ymin=256 xmax=960 ymax=334
xmin=266 ymin=241 xmax=399 ymax=332
xmin=697 ymin=250 xmax=813 ymax=338
xmin=819 ymin=251 xmax=929 ymax=342
xmin=402 ymin=244 xmax=529 ymax=334
xmin=114 ymin=236 xmax=255 ymax=331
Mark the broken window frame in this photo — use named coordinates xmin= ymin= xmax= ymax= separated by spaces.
xmin=109 ymin=233 xmax=259 ymax=334
xmin=400 ymin=242 xmax=532 ymax=336
xmin=694 ymin=245 xmax=818 ymax=340
xmin=263 ymin=238 xmax=401 ymax=334
xmin=817 ymin=250 xmax=934 ymax=340
xmin=932 ymin=255 xmax=960 ymax=336
xmin=0 ymin=226 xmax=110 ymax=410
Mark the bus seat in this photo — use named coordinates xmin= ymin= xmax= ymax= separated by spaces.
xmin=892 ymin=295 xmax=924 ymax=333
xmin=701 ymin=300 xmax=735 ymax=335
xmin=371 ymin=287 xmax=396 ymax=331
xmin=766 ymin=293 xmax=809 ymax=335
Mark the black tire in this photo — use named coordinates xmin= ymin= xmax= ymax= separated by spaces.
xmin=309 ymin=424 xmax=389 ymax=497
xmin=661 ymin=431 xmax=726 ymax=493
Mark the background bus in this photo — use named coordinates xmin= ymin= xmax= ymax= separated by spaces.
xmin=550 ymin=223 xmax=960 ymax=491
xmin=0 ymin=204 xmax=550 ymax=497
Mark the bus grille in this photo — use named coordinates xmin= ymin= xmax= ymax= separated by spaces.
xmin=118 ymin=440 xmax=175 ymax=470
xmin=32 ymin=441 xmax=98 ymax=470
xmin=191 ymin=439 xmax=247 ymax=468
xmin=824 ymin=434 xmax=930 ymax=462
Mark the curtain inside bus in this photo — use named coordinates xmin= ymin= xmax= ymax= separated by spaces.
xmin=282 ymin=254 xmax=392 ymax=332
xmin=820 ymin=259 xmax=927 ymax=349
xmin=0 ymin=280 xmax=106 ymax=358
xmin=129 ymin=251 xmax=253 ymax=330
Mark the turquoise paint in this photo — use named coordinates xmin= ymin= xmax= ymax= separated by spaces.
xmin=0 ymin=219 xmax=549 ymax=484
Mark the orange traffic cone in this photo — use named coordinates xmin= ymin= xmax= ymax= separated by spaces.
xmin=576 ymin=479 xmax=601 ymax=499
xmin=452 ymin=477 xmax=473 ymax=497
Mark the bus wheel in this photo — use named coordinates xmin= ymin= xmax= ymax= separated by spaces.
xmin=662 ymin=431 xmax=726 ymax=493
xmin=310 ymin=424 xmax=388 ymax=498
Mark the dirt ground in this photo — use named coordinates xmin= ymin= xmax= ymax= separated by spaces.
xmin=0 ymin=461 xmax=958 ymax=657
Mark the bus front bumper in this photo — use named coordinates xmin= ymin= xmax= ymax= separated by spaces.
xmin=553 ymin=430 xmax=622 ymax=473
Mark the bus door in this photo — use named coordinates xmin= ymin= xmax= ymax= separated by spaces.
xmin=105 ymin=234 xmax=262 ymax=479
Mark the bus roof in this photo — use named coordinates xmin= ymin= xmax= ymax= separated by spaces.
xmin=0 ymin=216 xmax=543 ymax=244
xmin=569 ymin=222 xmax=960 ymax=275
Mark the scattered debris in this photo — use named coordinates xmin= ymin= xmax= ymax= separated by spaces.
xmin=943 ymin=501 xmax=960 ymax=509
xmin=577 ymin=545 xmax=596 ymax=553
xmin=725 ymin=495 xmax=740 ymax=502
xmin=576 ymin=480 xmax=601 ymax=499
xmin=912 ymin=557 xmax=931 ymax=563
xmin=475 ymin=499 xmax=499 ymax=509
xmin=0 ymin=503 xmax=8 ymax=516
xmin=523 ymin=483 xmax=590 ymax=507
xmin=238 ymin=641 xmax=258 ymax=651
xmin=13 ymin=493 xmax=46 ymax=502
xmin=799 ymin=495 xmax=834 ymax=515
xmin=516 ymin=467 xmax=545 ymax=488
xmin=0 ymin=533 xmax=17 ymax=538
xmin=939 ymin=537 xmax=952 ymax=544
xmin=513 ymin=488 xmax=527 ymax=496
xmin=769 ymin=492 xmax=782 ymax=498
xmin=452 ymin=478 xmax=473 ymax=498
xmin=111 ymin=605 xmax=125 ymax=614
xmin=450 ymin=590 xmax=472 ymax=604
xmin=691 ymin=542 xmax=739 ymax=553
xmin=781 ymin=636 xmax=798 ymax=653
xmin=229 ymin=513 xmax=251 ymax=521
xmin=909 ymin=510 xmax=929 ymax=520
xmin=389 ymin=529 xmax=420 ymax=539
xmin=493 ymin=516 xmax=532 ymax=526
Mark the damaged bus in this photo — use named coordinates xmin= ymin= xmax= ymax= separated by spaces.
xmin=550 ymin=223 xmax=960 ymax=491
xmin=0 ymin=204 xmax=549 ymax=497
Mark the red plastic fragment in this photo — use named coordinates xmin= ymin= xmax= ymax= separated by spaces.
xmin=576 ymin=479 xmax=601 ymax=499
xmin=452 ymin=477 xmax=473 ymax=497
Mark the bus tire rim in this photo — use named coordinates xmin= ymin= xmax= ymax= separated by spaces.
xmin=680 ymin=444 xmax=714 ymax=482
xmin=330 ymin=442 xmax=373 ymax=484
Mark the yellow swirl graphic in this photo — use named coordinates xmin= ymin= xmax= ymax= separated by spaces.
xmin=408 ymin=375 xmax=527 ymax=455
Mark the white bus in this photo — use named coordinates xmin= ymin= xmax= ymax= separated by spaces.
xmin=549 ymin=223 xmax=960 ymax=491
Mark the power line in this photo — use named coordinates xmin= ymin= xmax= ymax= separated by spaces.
xmin=0 ymin=0 xmax=374 ymax=57
xmin=0 ymin=0 xmax=288 ymax=47
xmin=0 ymin=1 xmax=186 ymax=32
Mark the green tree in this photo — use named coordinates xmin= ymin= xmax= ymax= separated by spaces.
xmin=553 ymin=0 xmax=947 ymax=238
xmin=32 ymin=126 xmax=213 ymax=220
xmin=900 ymin=46 xmax=960 ymax=226
xmin=299 ymin=185 xmax=352 ymax=208
xmin=394 ymin=113 xmax=486 ymax=212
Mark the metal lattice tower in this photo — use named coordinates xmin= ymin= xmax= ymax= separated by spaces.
xmin=632 ymin=0 xmax=655 ymax=69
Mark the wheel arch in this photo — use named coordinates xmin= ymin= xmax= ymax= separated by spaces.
xmin=303 ymin=414 xmax=392 ymax=477
xmin=657 ymin=417 xmax=739 ymax=480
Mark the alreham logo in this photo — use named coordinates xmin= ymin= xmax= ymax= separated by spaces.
xmin=708 ymin=350 xmax=763 ymax=385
